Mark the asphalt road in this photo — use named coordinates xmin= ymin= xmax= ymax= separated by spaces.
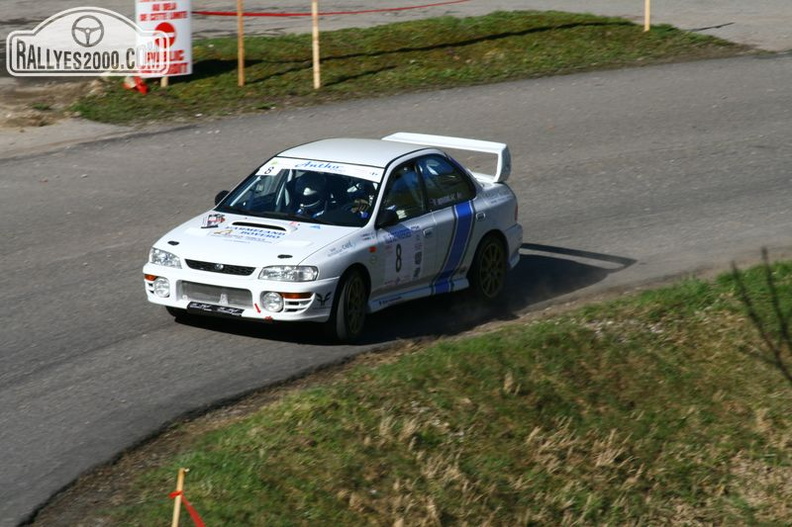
xmin=1 ymin=51 xmax=791 ymax=525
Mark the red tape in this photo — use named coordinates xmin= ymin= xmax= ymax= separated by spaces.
xmin=169 ymin=491 xmax=206 ymax=527
xmin=194 ymin=0 xmax=470 ymax=18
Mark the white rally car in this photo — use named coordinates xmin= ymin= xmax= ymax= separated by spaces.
xmin=143 ymin=133 xmax=523 ymax=342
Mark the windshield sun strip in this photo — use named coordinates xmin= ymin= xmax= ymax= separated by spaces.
xmin=257 ymin=157 xmax=384 ymax=182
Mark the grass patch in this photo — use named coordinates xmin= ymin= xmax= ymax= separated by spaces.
xmin=72 ymin=11 xmax=748 ymax=124
xmin=36 ymin=262 xmax=792 ymax=525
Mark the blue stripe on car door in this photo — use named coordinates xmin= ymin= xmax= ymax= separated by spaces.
xmin=432 ymin=201 xmax=474 ymax=294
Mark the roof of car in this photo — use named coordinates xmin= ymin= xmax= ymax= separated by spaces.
xmin=275 ymin=138 xmax=428 ymax=169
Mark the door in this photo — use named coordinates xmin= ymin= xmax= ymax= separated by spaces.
xmin=372 ymin=164 xmax=439 ymax=302
xmin=415 ymin=154 xmax=480 ymax=294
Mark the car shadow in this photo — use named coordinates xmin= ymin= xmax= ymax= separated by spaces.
xmin=172 ymin=243 xmax=636 ymax=345
xmin=362 ymin=243 xmax=636 ymax=343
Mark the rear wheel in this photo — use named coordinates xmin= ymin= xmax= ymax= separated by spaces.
xmin=325 ymin=269 xmax=368 ymax=343
xmin=468 ymin=234 xmax=507 ymax=300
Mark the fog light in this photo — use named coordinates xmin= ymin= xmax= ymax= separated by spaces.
xmin=261 ymin=292 xmax=284 ymax=312
xmin=153 ymin=277 xmax=171 ymax=298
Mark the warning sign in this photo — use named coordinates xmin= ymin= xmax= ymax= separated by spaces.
xmin=135 ymin=0 xmax=191 ymax=77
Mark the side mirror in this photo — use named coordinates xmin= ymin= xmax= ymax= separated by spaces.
xmin=214 ymin=190 xmax=229 ymax=206
xmin=376 ymin=208 xmax=400 ymax=229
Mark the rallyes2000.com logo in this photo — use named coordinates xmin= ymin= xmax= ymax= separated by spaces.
xmin=6 ymin=7 xmax=170 ymax=77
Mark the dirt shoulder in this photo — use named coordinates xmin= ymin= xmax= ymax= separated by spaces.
xmin=0 ymin=78 xmax=138 ymax=158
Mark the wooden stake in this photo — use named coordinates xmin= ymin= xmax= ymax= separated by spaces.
xmin=237 ymin=0 xmax=245 ymax=86
xmin=171 ymin=468 xmax=188 ymax=527
xmin=644 ymin=0 xmax=651 ymax=32
xmin=312 ymin=0 xmax=321 ymax=90
xmin=161 ymin=76 xmax=169 ymax=88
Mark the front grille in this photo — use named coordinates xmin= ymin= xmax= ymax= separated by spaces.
xmin=186 ymin=259 xmax=256 ymax=276
xmin=181 ymin=282 xmax=253 ymax=308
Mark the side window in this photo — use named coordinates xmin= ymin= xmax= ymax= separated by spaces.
xmin=380 ymin=164 xmax=427 ymax=221
xmin=417 ymin=155 xmax=475 ymax=210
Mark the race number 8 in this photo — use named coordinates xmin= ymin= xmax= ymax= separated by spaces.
xmin=395 ymin=243 xmax=402 ymax=272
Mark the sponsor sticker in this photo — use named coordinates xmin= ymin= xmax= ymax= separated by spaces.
xmin=211 ymin=226 xmax=287 ymax=244
xmin=201 ymin=213 xmax=226 ymax=229
xmin=257 ymin=158 xmax=383 ymax=182
xmin=314 ymin=291 xmax=332 ymax=309
xmin=187 ymin=302 xmax=244 ymax=317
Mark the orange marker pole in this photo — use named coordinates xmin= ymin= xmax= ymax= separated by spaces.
xmin=171 ymin=468 xmax=188 ymax=527
xmin=312 ymin=0 xmax=321 ymax=89
xmin=237 ymin=0 xmax=246 ymax=86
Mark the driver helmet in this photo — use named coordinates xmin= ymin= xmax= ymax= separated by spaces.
xmin=294 ymin=172 xmax=327 ymax=215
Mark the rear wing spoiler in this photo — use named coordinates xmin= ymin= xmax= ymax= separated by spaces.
xmin=382 ymin=132 xmax=512 ymax=183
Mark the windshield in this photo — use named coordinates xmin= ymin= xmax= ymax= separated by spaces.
xmin=216 ymin=163 xmax=381 ymax=228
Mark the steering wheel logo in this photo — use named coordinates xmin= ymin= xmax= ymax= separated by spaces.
xmin=71 ymin=15 xmax=105 ymax=48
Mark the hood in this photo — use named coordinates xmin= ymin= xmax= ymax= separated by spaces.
xmin=155 ymin=211 xmax=357 ymax=266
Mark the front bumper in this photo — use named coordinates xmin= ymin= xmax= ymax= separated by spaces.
xmin=143 ymin=263 xmax=339 ymax=323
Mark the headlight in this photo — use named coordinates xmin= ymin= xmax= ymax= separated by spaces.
xmin=149 ymin=247 xmax=182 ymax=269
xmin=261 ymin=292 xmax=284 ymax=312
xmin=153 ymin=277 xmax=171 ymax=298
xmin=258 ymin=265 xmax=319 ymax=282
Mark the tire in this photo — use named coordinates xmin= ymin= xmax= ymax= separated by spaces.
xmin=468 ymin=234 xmax=507 ymax=300
xmin=325 ymin=269 xmax=368 ymax=343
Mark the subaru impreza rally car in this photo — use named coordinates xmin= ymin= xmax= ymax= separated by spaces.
xmin=143 ymin=133 xmax=523 ymax=342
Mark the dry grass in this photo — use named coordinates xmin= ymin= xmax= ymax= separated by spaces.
xmin=31 ymin=264 xmax=792 ymax=526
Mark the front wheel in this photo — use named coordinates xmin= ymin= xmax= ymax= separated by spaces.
xmin=468 ymin=234 xmax=507 ymax=300
xmin=324 ymin=269 xmax=368 ymax=343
